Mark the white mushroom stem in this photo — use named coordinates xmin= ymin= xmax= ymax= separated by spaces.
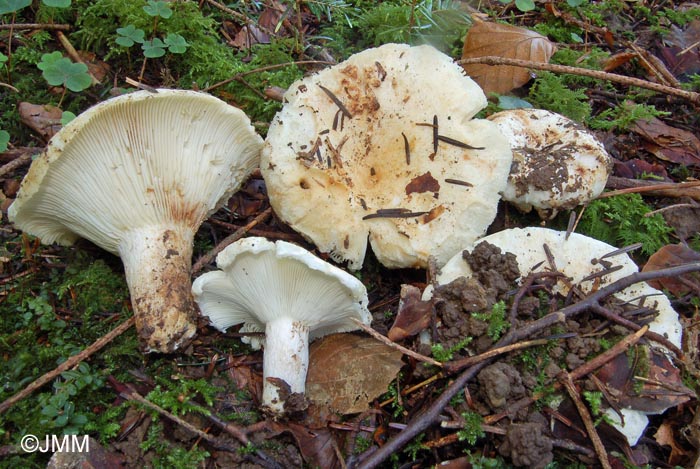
xmin=119 ymin=224 xmax=197 ymax=353
xmin=262 ymin=316 xmax=310 ymax=414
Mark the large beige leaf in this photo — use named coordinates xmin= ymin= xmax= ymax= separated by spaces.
xmin=461 ymin=22 xmax=556 ymax=95
xmin=306 ymin=334 xmax=403 ymax=414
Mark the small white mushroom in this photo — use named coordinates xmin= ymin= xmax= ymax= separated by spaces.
xmin=262 ymin=43 xmax=512 ymax=270
xmin=191 ymin=237 xmax=371 ymax=415
xmin=487 ymin=109 xmax=612 ymax=218
xmin=8 ymin=89 xmax=263 ymax=353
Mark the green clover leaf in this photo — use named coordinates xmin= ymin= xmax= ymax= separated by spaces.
xmin=60 ymin=111 xmax=76 ymax=126
xmin=42 ymin=0 xmax=71 ymax=8
xmin=0 ymin=52 xmax=7 ymax=66
xmin=143 ymin=0 xmax=172 ymax=19
xmin=0 ymin=0 xmax=30 ymax=15
xmin=142 ymin=38 xmax=166 ymax=58
xmin=37 ymin=52 xmax=92 ymax=92
xmin=164 ymin=33 xmax=189 ymax=54
xmin=116 ymin=25 xmax=146 ymax=47
xmin=0 ymin=130 xmax=9 ymax=152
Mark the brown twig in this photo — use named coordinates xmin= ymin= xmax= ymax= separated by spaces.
xmin=0 ymin=317 xmax=135 ymax=415
xmin=457 ymin=56 xmax=700 ymax=105
xmin=0 ymin=23 xmax=71 ymax=31
xmin=357 ymin=263 xmax=700 ymax=468
xmin=604 ymin=176 xmax=700 ymax=201
xmin=444 ymin=338 xmax=552 ymax=373
xmin=560 ymin=372 xmax=612 ymax=469
xmin=192 ymin=207 xmax=273 ymax=273
xmin=351 ymin=318 xmax=442 ymax=367
xmin=0 ymin=151 xmax=33 ymax=178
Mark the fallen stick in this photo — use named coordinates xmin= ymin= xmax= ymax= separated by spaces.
xmin=604 ymin=176 xmax=700 ymax=201
xmin=0 ymin=316 xmax=135 ymax=414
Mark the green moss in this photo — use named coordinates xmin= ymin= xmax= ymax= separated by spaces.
xmin=528 ymin=72 xmax=591 ymax=122
xmin=578 ymin=193 xmax=673 ymax=256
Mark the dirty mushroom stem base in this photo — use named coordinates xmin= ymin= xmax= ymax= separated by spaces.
xmin=119 ymin=224 xmax=197 ymax=353
xmin=262 ymin=316 xmax=310 ymax=414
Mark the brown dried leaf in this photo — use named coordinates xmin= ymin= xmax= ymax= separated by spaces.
xmin=18 ymin=102 xmax=63 ymax=140
xmin=642 ymin=244 xmax=700 ymax=295
xmin=267 ymin=421 xmax=339 ymax=469
xmin=658 ymin=20 xmax=700 ymax=77
xmin=388 ymin=284 xmax=432 ymax=341
xmin=306 ymin=334 xmax=403 ymax=414
xmin=594 ymin=345 xmax=695 ymax=414
xmin=461 ymin=22 xmax=557 ymax=95
xmin=631 ymin=117 xmax=700 ymax=166
xmin=654 ymin=422 xmax=691 ymax=465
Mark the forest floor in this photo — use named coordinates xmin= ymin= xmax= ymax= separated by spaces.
xmin=1 ymin=1 xmax=700 ymax=468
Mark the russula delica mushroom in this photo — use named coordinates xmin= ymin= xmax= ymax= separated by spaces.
xmin=8 ymin=89 xmax=263 ymax=353
xmin=262 ymin=43 xmax=513 ymax=270
xmin=191 ymin=237 xmax=371 ymax=415
xmin=432 ymin=226 xmax=682 ymax=445
xmin=487 ymin=109 xmax=612 ymax=218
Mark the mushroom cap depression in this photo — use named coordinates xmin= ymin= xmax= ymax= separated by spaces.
xmin=262 ymin=43 xmax=513 ymax=270
xmin=9 ymin=89 xmax=262 ymax=253
xmin=191 ymin=237 xmax=371 ymax=344
xmin=488 ymin=109 xmax=611 ymax=218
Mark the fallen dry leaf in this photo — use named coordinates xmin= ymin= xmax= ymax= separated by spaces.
xmin=18 ymin=102 xmax=63 ymax=140
xmin=595 ymin=345 xmax=695 ymax=414
xmin=461 ymin=21 xmax=556 ymax=95
xmin=631 ymin=117 xmax=700 ymax=167
xmin=266 ymin=421 xmax=340 ymax=469
xmin=388 ymin=284 xmax=432 ymax=341
xmin=658 ymin=20 xmax=700 ymax=78
xmin=613 ymin=158 xmax=668 ymax=180
xmin=642 ymin=244 xmax=700 ymax=295
xmin=306 ymin=334 xmax=403 ymax=414
xmin=654 ymin=421 xmax=692 ymax=465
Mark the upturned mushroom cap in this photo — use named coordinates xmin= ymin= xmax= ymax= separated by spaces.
xmin=487 ymin=109 xmax=612 ymax=218
xmin=262 ymin=43 xmax=512 ymax=270
xmin=191 ymin=237 xmax=371 ymax=414
xmin=9 ymin=89 xmax=263 ymax=352
xmin=437 ymin=227 xmax=681 ymax=348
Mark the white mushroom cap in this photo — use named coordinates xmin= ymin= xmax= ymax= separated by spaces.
xmin=437 ymin=227 xmax=681 ymax=348
xmin=8 ymin=89 xmax=263 ymax=353
xmin=434 ymin=226 xmax=682 ymax=446
xmin=262 ymin=43 xmax=512 ymax=270
xmin=191 ymin=237 xmax=371 ymax=414
xmin=487 ymin=109 xmax=612 ymax=218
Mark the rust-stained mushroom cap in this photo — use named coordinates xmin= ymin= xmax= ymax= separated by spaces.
xmin=262 ymin=43 xmax=513 ymax=270
xmin=488 ymin=109 xmax=612 ymax=218
xmin=191 ymin=237 xmax=371 ymax=415
xmin=8 ymin=89 xmax=263 ymax=353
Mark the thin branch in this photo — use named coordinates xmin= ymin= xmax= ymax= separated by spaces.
xmin=604 ymin=177 xmax=700 ymax=201
xmin=192 ymin=207 xmax=273 ymax=273
xmin=0 ymin=23 xmax=71 ymax=31
xmin=352 ymin=318 xmax=442 ymax=367
xmin=0 ymin=317 xmax=135 ymax=414
xmin=0 ymin=151 xmax=33 ymax=178
xmin=458 ymin=56 xmax=700 ymax=105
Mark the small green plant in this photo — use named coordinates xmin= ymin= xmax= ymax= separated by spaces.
xmin=36 ymin=51 xmax=92 ymax=99
xmin=498 ymin=0 xmax=535 ymax=12
xmin=141 ymin=420 xmax=210 ymax=469
xmin=457 ymin=411 xmax=485 ymax=445
xmin=431 ymin=335 xmax=473 ymax=362
xmin=579 ymin=193 xmax=673 ymax=256
xmin=528 ymin=72 xmax=592 ymax=122
xmin=472 ymin=300 xmax=509 ymax=341
xmin=589 ymin=101 xmax=670 ymax=132
xmin=0 ymin=129 xmax=9 ymax=152
xmin=146 ymin=377 xmax=220 ymax=417
xmin=583 ymin=390 xmax=614 ymax=426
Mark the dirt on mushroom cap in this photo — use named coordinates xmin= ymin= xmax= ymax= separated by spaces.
xmin=262 ymin=43 xmax=513 ymax=270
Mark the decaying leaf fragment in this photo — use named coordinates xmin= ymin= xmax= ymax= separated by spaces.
xmin=306 ymin=334 xmax=403 ymax=414
xmin=461 ymin=21 xmax=557 ymax=95
xmin=642 ymin=244 xmax=700 ymax=295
